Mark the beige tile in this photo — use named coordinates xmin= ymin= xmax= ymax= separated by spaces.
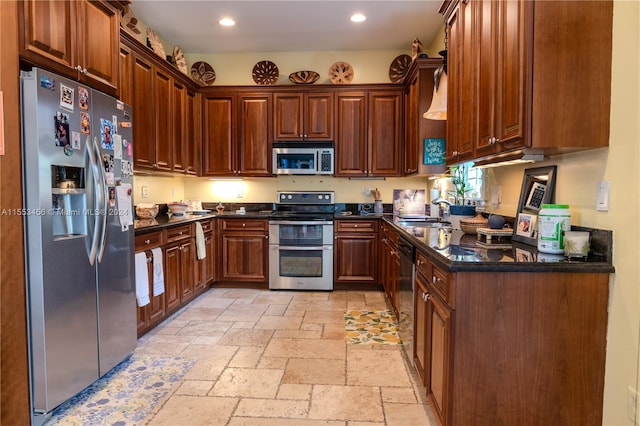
xmin=192 ymin=296 xmax=235 ymax=309
xmin=176 ymin=307 xmax=225 ymax=321
xmin=234 ymin=398 xmax=308 ymax=418
xmin=263 ymin=338 xmax=345 ymax=359
xmin=216 ymin=304 xmax=267 ymax=321
xmin=229 ymin=346 xmax=264 ymax=368
xmin=347 ymin=348 xmax=412 ymax=387
xmin=255 ymin=314 xmax=303 ymax=330
xmin=209 ymin=367 xmax=284 ymax=398
xmin=134 ymin=342 xmax=189 ymax=356
xmin=190 ymin=334 xmax=225 ymax=345
xmin=175 ymin=380 xmax=214 ymax=396
xmin=216 ymin=328 xmax=274 ymax=347
xmin=143 ymin=334 xmax=198 ymax=345
xmin=300 ymin=323 xmax=324 ymax=331
xmin=303 ymin=309 xmax=346 ymax=324
xmin=219 ymin=288 xmax=260 ymax=300
xmin=228 ymin=419 xmax=344 ymax=426
xmin=264 ymin=304 xmax=288 ymax=315
xmin=282 ymin=358 xmax=345 ymax=385
xmin=231 ymin=321 xmax=257 ymax=329
xmin=147 ymin=395 xmax=237 ymax=425
xmin=277 ymin=383 xmax=312 ymax=400
xmin=177 ymin=320 xmax=233 ymax=336
xmin=257 ymin=356 xmax=288 ymax=369
xmin=322 ymin=323 xmax=346 ymax=340
xmin=181 ymin=343 xmax=236 ymax=360
xmin=253 ymin=293 xmax=295 ymax=305
xmin=383 ymin=402 xmax=435 ymax=426
xmin=308 ymin=385 xmax=383 ymax=422
xmin=273 ymin=329 xmax=323 ymax=339
xmin=381 ymin=386 xmax=418 ymax=403
xmin=183 ymin=346 xmax=238 ymax=380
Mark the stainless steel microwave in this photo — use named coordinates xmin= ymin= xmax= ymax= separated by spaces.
xmin=272 ymin=141 xmax=334 ymax=175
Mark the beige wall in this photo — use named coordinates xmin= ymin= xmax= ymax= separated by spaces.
xmin=134 ymin=2 xmax=639 ymax=424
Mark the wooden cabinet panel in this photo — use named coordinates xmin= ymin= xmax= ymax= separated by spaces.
xmin=18 ymin=0 xmax=119 ymax=95
xmin=118 ymin=43 xmax=133 ymax=105
xmin=132 ymin=54 xmax=155 ymax=171
xmin=135 ymin=230 xmax=166 ymax=337
xmin=220 ymin=218 xmax=268 ymax=232
xmin=172 ymin=80 xmax=186 ymax=173
xmin=153 ymin=68 xmax=173 ymax=171
xmin=414 ymin=271 xmax=430 ymax=385
xmin=335 ymin=92 xmax=367 ymax=177
xmin=179 ymin=240 xmax=196 ymax=303
xmin=220 ymin=233 xmax=268 ymax=283
xmin=238 ymin=93 xmax=272 ymax=176
xmin=428 ymin=292 xmax=451 ymax=426
xmin=368 ymin=91 xmax=402 ymax=176
xmin=334 ymin=233 xmax=378 ymax=283
xmin=335 ymin=220 xmax=377 ymax=233
xmin=184 ymin=89 xmax=200 ymax=175
xmin=273 ymin=93 xmax=303 ymax=139
xmin=305 ymin=92 xmax=334 ymax=139
xmin=202 ymin=93 xmax=236 ymax=176
xmin=273 ymin=92 xmax=333 ymax=140
xmin=164 ymin=244 xmax=182 ymax=313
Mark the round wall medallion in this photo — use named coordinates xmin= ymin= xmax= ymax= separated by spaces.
xmin=252 ymin=60 xmax=279 ymax=85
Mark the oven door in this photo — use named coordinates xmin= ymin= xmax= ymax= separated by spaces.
xmin=269 ymin=245 xmax=333 ymax=290
xmin=269 ymin=220 xmax=333 ymax=246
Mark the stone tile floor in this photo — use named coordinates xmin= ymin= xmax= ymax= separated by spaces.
xmin=137 ymin=288 xmax=436 ymax=425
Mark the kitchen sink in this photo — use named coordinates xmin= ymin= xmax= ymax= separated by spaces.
xmin=397 ymin=220 xmax=451 ymax=228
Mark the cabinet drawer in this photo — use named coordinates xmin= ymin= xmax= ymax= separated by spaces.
xmin=336 ymin=220 xmax=377 ymax=233
xmin=430 ymin=263 xmax=451 ymax=303
xmin=166 ymin=224 xmax=192 ymax=243
xmin=415 ymin=250 xmax=430 ymax=278
xmin=135 ymin=230 xmax=164 ymax=250
xmin=380 ymin=224 xmax=399 ymax=246
xmin=221 ymin=218 xmax=267 ymax=232
xmin=198 ymin=219 xmax=213 ymax=233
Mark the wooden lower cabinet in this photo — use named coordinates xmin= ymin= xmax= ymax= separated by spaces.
xmin=196 ymin=220 xmax=216 ymax=291
xmin=135 ymin=231 xmax=166 ymax=336
xmin=334 ymin=220 xmax=378 ymax=286
xmin=413 ymin=244 xmax=609 ymax=426
xmin=379 ymin=222 xmax=399 ymax=316
xmin=219 ymin=219 xmax=268 ymax=284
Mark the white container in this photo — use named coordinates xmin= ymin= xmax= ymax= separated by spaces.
xmin=537 ymin=204 xmax=571 ymax=254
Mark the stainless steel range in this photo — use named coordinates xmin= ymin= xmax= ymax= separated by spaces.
xmin=269 ymin=191 xmax=335 ymax=290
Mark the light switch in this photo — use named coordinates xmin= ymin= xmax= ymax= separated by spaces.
xmin=596 ymin=181 xmax=610 ymax=211
xmin=141 ymin=186 xmax=149 ymax=198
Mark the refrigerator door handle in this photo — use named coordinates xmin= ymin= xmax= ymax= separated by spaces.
xmin=85 ymin=136 xmax=101 ymax=265
xmin=93 ymin=136 xmax=108 ymax=263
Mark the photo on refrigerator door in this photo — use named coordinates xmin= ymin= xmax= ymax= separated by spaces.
xmin=100 ymin=118 xmax=114 ymax=150
xmin=54 ymin=112 xmax=70 ymax=147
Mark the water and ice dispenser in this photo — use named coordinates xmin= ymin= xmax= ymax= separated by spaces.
xmin=51 ymin=165 xmax=87 ymax=238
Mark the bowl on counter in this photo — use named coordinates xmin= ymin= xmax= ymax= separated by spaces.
xmin=167 ymin=202 xmax=189 ymax=216
xmin=135 ymin=203 xmax=159 ymax=219
xmin=459 ymin=213 xmax=489 ymax=235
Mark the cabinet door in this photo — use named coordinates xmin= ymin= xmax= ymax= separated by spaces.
xmin=414 ymin=271 xmax=430 ymax=386
xmin=76 ymin=0 xmax=119 ymax=94
xmin=164 ymin=244 xmax=182 ymax=313
xmin=153 ymin=68 xmax=173 ymax=171
xmin=369 ymin=91 xmax=402 ymax=176
xmin=334 ymin=233 xmax=378 ymax=283
xmin=180 ymin=240 xmax=196 ymax=303
xmin=172 ymin=80 xmax=186 ymax=173
xmin=202 ymin=93 xmax=236 ymax=176
xmin=273 ymin=93 xmax=303 ymax=139
xmin=404 ymin=76 xmax=419 ymax=175
xmin=118 ymin=43 xmax=133 ymax=105
xmin=184 ymin=89 xmax=200 ymax=175
xmin=335 ymin=92 xmax=367 ymax=177
xmin=238 ymin=93 xmax=271 ymax=176
xmin=132 ymin=54 xmax=155 ymax=171
xmin=428 ymin=293 xmax=451 ymax=426
xmin=446 ymin=0 xmax=474 ymax=164
xmin=220 ymin=232 xmax=268 ymax=282
xmin=305 ymin=92 xmax=333 ymax=140
xmin=18 ymin=0 xmax=76 ymax=76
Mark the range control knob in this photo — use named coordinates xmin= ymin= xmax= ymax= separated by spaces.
xmin=287 ymin=194 xmax=293 ymax=199
xmin=318 ymin=195 xmax=323 ymax=199
xmin=325 ymin=195 xmax=330 ymax=199
xmin=281 ymin=194 xmax=286 ymax=199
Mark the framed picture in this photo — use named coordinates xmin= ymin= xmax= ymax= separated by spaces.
xmin=512 ymin=166 xmax=557 ymax=246
xmin=515 ymin=213 xmax=537 ymax=238
xmin=515 ymin=247 xmax=535 ymax=262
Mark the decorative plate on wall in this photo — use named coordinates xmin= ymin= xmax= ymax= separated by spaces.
xmin=328 ymin=62 xmax=354 ymax=84
xmin=289 ymin=70 xmax=320 ymax=84
xmin=190 ymin=61 xmax=216 ymax=85
xmin=252 ymin=60 xmax=279 ymax=85
xmin=173 ymin=46 xmax=188 ymax=75
xmin=146 ymin=28 xmax=166 ymax=59
xmin=389 ymin=54 xmax=412 ymax=83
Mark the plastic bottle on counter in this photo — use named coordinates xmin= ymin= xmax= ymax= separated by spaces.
xmin=537 ymin=204 xmax=571 ymax=254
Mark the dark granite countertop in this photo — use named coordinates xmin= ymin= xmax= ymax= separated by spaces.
xmin=134 ymin=210 xmax=272 ymax=233
xmin=383 ymin=217 xmax=615 ymax=273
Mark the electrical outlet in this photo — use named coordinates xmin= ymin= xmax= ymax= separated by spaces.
xmin=141 ymin=186 xmax=149 ymax=198
xmin=236 ymin=191 xmax=244 ymax=198
xmin=364 ymin=187 xmax=372 ymax=197
xmin=627 ymin=386 xmax=638 ymax=421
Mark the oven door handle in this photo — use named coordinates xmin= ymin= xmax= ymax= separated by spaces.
xmin=269 ymin=220 xmax=334 ymax=226
xmin=271 ymin=245 xmax=333 ymax=251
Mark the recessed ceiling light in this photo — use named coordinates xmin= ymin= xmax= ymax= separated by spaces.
xmin=350 ymin=13 xmax=366 ymax=23
xmin=219 ymin=17 xmax=235 ymax=27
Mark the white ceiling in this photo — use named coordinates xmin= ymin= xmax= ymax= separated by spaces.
xmin=129 ymin=1 xmax=445 ymax=54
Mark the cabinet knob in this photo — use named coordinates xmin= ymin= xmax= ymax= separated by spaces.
xmin=242 ymin=223 xmax=246 ymax=227
xmin=354 ymin=224 xmax=358 ymax=228
xmin=264 ymin=235 xmax=268 ymax=239
xmin=144 ymin=239 xmax=150 ymax=245
xmin=422 ymin=292 xmax=430 ymax=302
xmin=146 ymin=256 xmax=152 ymax=263
xmin=178 ymin=231 xmax=183 ymax=235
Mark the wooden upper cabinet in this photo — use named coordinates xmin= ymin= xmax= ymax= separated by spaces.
xmin=335 ymin=92 xmax=368 ymax=177
xmin=18 ymin=0 xmax=120 ymax=96
xmin=172 ymin=80 xmax=187 ymax=173
xmin=183 ymin=89 xmax=200 ymax=175
xmin=202 ymin=93 xmax=236 ymax=176
xmin=131 ymin=54 xmax=155 ymax=171
xmin=273 ymin=92 xmax=333 ymax=140
xmin=238 ymin=93 xmax=272 ymax=176
xmin=118 ymin=43 xmax=134 ymax=105
xmin=153 ymin=67 xmax=173 ymax=172
xmin=368 ymin=90 xmax=402 ymax=176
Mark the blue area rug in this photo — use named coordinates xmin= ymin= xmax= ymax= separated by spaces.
xmin=47 ymin=355 xmax=195 ymax=425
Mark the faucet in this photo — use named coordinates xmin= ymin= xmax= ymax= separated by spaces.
xmin=431 ymin=198 xmax=452 ymax=221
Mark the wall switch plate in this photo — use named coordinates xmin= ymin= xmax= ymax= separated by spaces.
xmin=596 ymin=181 xmax=610 ymax=211
xmin=364 ymin=187 xmax=372 ymax=196
xmin=141 ymin=186 xmax=149 ymax=198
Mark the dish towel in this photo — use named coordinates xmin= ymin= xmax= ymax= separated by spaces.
xmin=151 ymin=247 xmax=165 ymax=296
xmin=195 ymin=221 xmax=206 ymax=260
xmin=134 ymin=252 xmax=150 ymax=307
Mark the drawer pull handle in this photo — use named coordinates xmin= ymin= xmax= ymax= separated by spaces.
xmin=242 ymin=223 xmax=246 ymax=228
xmin=144 ymin=239 xmax=150 ymax=245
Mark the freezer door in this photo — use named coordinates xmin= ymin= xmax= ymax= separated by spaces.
xmin=90 ymin=90 xmax=136 ymax=376
xmin=21 ymin=69 xmax=100 ymax=413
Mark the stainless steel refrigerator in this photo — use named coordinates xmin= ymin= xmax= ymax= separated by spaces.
xmin=20 ymin=68 xmax=136 ymax=424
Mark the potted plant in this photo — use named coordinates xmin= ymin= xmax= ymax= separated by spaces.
xmin=448 ymin=165 xmax=476 ymax=216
